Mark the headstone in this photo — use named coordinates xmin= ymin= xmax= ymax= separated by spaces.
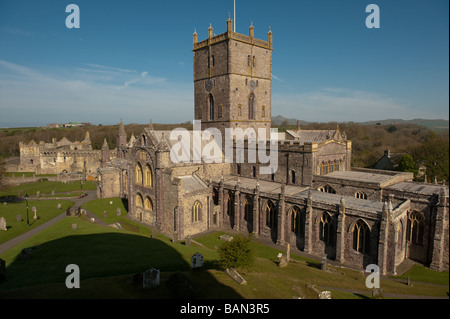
xmin=0 ymin=258 xmax=5 ymax=282
xmin=191 ymin=253 xmax=204 ymax=269
xmin=108 ymin=222 xmax=123 ymax=229
xmin=51 ymin=190 xmax=55 ymax=196
xmin=143 ymin=268 xmax=160 ymax=289
xmin=225 ymin=268 xmax=247 ymax=285
xmin=286 ymin=243 xmax=291 ymax=262
xmin=116 ymin=208 xmax=121 ymax=216
xmin=172 ymin=231 xmax=178 ymax=242
xmin=372 ymin=288 xmax=383 ymax=299
xmin=0 ymin=217 xmax=6 ymax=231
xmin=36 ymin=191 xmax=40 ymax=197
xmin=277 ymin=253 xmax=283 ymax=259
xmin=103 ymin=211 xmax=108 ymax=218
xmin=32 ymin=207 xmax=38 ymax=220
xmin=72 ymin=224 xmax=77 ymax=230
xmin=278 ymin=255 xmax=288 ymax=268
xmin=16 ymin=214 xmax=22 ymax=222
xmin=2 ymin=202 xmax=6 ymax=206
xmin=185 ymin=235 xmax=192 ymax=246
xmin=80 ymin=209 xmax=86 ymax=215
xmin=319 ymin=291 xmax=332 ymax=299
xmin=407 ymin=276 xmax=412 ymax=286
xmin=321 ymin=255 xmax=327 ymax=271
xmin=220 ymin=235 xmax=233 ymax=242
xmin=90 ymin=217 xmax=95 ymax=223
xmin=109 ymin=201 xmax=113 ymax=205
xmin=57 ymin=203 xmax=62 ymax=210
xmin=21 ymin=248 xmax=33 ymax=260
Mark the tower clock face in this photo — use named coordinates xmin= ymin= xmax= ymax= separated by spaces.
xmin=248 ymin=80 xmax=256 ymax=92
xmin=205 ymin=79 xmax=213 ymax=92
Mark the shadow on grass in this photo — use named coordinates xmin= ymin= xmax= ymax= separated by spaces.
xmin=0 ymin=232 xmax=242 ymax=299
xmin=353 ymin=293 xmax=372 ymax=299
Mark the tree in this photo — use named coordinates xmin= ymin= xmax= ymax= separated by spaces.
xmin=217 ymin=235 xmax=255 ymax=271
xmin=397 ymin=154 xmax=418 ymax=176
xmin=411 ymin=135 xmax=449 ymax=183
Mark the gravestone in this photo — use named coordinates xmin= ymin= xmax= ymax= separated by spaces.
xmin=51 ymin=190 xmax=55 ymax=196
xmin=372 ymin=288 xmax=383 ymax=299
xmin=143 ymin=268 xmax=160 ymax=289
xmin=2 ymin=202 xmax=6 ymax=206
xmin=191 ymin=253 xmax=204 ymax=269
xmin=0 ymin=258 xmax=5 ymax=282
xmin=90 ymin=217 xmax=95 ymax=223
xmin=220 ymin=235 xmax=233 ymax=242
xmin=21 ymin=248 xmax=33 ymax=260
xmin=185 ymin=235 xmax=192 ymax=246
xmin=109 ymin=201 xmax=113 ymax=205
xmin=286 ymin=243 xmax=291 ymax=262
xmin=72 ymin=224 xmax=77 ymax=230
xmin=0 ymin=217 xmax=6 ymax=231
xmin=108 ymin=222 xmax=123 ymax=229
xmin=278 ymin=255 xmax=288 ymax=268
xmin=103 ymin=211 xmax=108 ymax=218
xmin=16 ymin=214 xmax=22 ymax=222
xmin=225 ymin=268 xmax=247 ymax=285
xmin=57 ymin=203 xmax=62 ymax=210
xmin=32 ymin=207 xmax=38 ymax=220
xmin=321 ymin=255 xmax=327 ymax=271
xmin=319 ymin=291 xmax=332 ymax=299
xmin=36 ymin=191 xmax=40 ymax=197
xmin=116 ymin=208 xmax=121 ymax=216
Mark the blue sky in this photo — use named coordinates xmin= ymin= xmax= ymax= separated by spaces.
xmin=0 ymin=0 xmax=448 ymax=127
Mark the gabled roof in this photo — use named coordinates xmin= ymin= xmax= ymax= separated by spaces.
xmin=285 ymin=129 xmax=346 ymax=143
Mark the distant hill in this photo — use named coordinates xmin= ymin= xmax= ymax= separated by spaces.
xmin=271 ymin=115 xmax=449 ymax=132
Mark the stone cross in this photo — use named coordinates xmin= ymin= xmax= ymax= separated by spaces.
xmin=191 ymin=253 xmax=204 ymax=269
xmin=0 ymin=217 xmax=6 ymax=231
xmin=143 ymin=268 xmax=160 ymax=289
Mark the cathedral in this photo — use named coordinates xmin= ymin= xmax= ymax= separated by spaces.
xmin=97 ymin=18 xmax=449 ymax=275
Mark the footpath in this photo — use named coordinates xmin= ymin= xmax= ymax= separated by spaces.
xmin=0 ymin=190 xmax=97 ymax=255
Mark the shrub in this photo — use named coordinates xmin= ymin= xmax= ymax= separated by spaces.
xmin=217 ymin=235 xmax=255 ymax=271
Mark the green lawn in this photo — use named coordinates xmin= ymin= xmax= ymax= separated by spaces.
xmin=0 ymin=200 xmax=74 ymax=244
xmin=392 ymin=265 xmax=449 ymax=286
xmin=0 ymin=180 xmax=97 ymax=197
xmin=0 ymin=210 xmax=448 ymax=299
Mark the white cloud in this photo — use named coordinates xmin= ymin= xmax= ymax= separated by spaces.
xmin=0 ymin=60 xmax=192 ymax=127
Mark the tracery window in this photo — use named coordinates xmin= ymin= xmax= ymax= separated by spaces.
xmin=407 ymin=211 xmax=424 ymax=245
xmin=135 ymin=163 xmax=143 ymax=185
xmin=319 ymin=213 xmax=333 ymax=244
xmin=192 ymin=201 xmax=202 ymax=222
xmin=355 ymin=191 xmax=367 ymax=199
xmin=353 ymin=220 xmax=370 ymax=254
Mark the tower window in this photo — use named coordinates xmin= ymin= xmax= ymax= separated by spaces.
xmin=248 ymin=93 xmax=255 ymax=120
xmin=208 ymin=94 xmax=214 ymax=121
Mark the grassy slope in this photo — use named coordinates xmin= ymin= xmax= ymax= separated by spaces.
xmin=0 ymin=203 xmax=448 ymax=299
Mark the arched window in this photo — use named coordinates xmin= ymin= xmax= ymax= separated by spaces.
xmin=407 ymin=211 xmax=424 ymax=245
xmin=136 ymin=194 xmax=143 ymax=208
xmin=144 ymin=197 xmax=153 ymax=211
xmin=355 ymin=191 xmax=367 ymax=199
xmin=144 ymin=164 xmax=152 ymax=188
xmin=265 ymin=200 xmax=276 ymax=229
xmin=319 ymin=213 xmax=333 ymax=244
xmin=135 ymin=163 xmax=143 ymax=185
xmin=291 ymin=170 xmax=296 ymax=184
xmin=243 ymin=196 xmax=253 ymax=223
xmin=252 ymin=166 xmax=257 ymax=178
xmin=208 ymin=94 xmax=214 ymax=121
xmin=213 ymin=188 xmax=219 ymax=206
xmin=353 ymin=220 xmax=370 ymax=254
xmin=248 ymin=93 xmax=255 ymax=120
xmin=318 ymin=185 xmax=336 ymax=194
xmin=291 ymin=206 xmax=304 ymax=235
xmin=192 ymin=201 xmax=202 ymax=222
xmin=396 ymin=222 xmax=403 ymax=250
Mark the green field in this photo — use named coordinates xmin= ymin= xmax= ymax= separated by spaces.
xmin=0 ymin=200 xmax=74 ymax=244
xmin=0 ymin=180 xmax=97 ymax=197
xmin=0 ymin=214 xmax=448 ymax=299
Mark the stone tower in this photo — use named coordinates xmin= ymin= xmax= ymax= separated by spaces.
xmin=117 ymin=119 xmax=127 ymax=158
xmin=193 ymin=18 xmax=273 ymax=140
